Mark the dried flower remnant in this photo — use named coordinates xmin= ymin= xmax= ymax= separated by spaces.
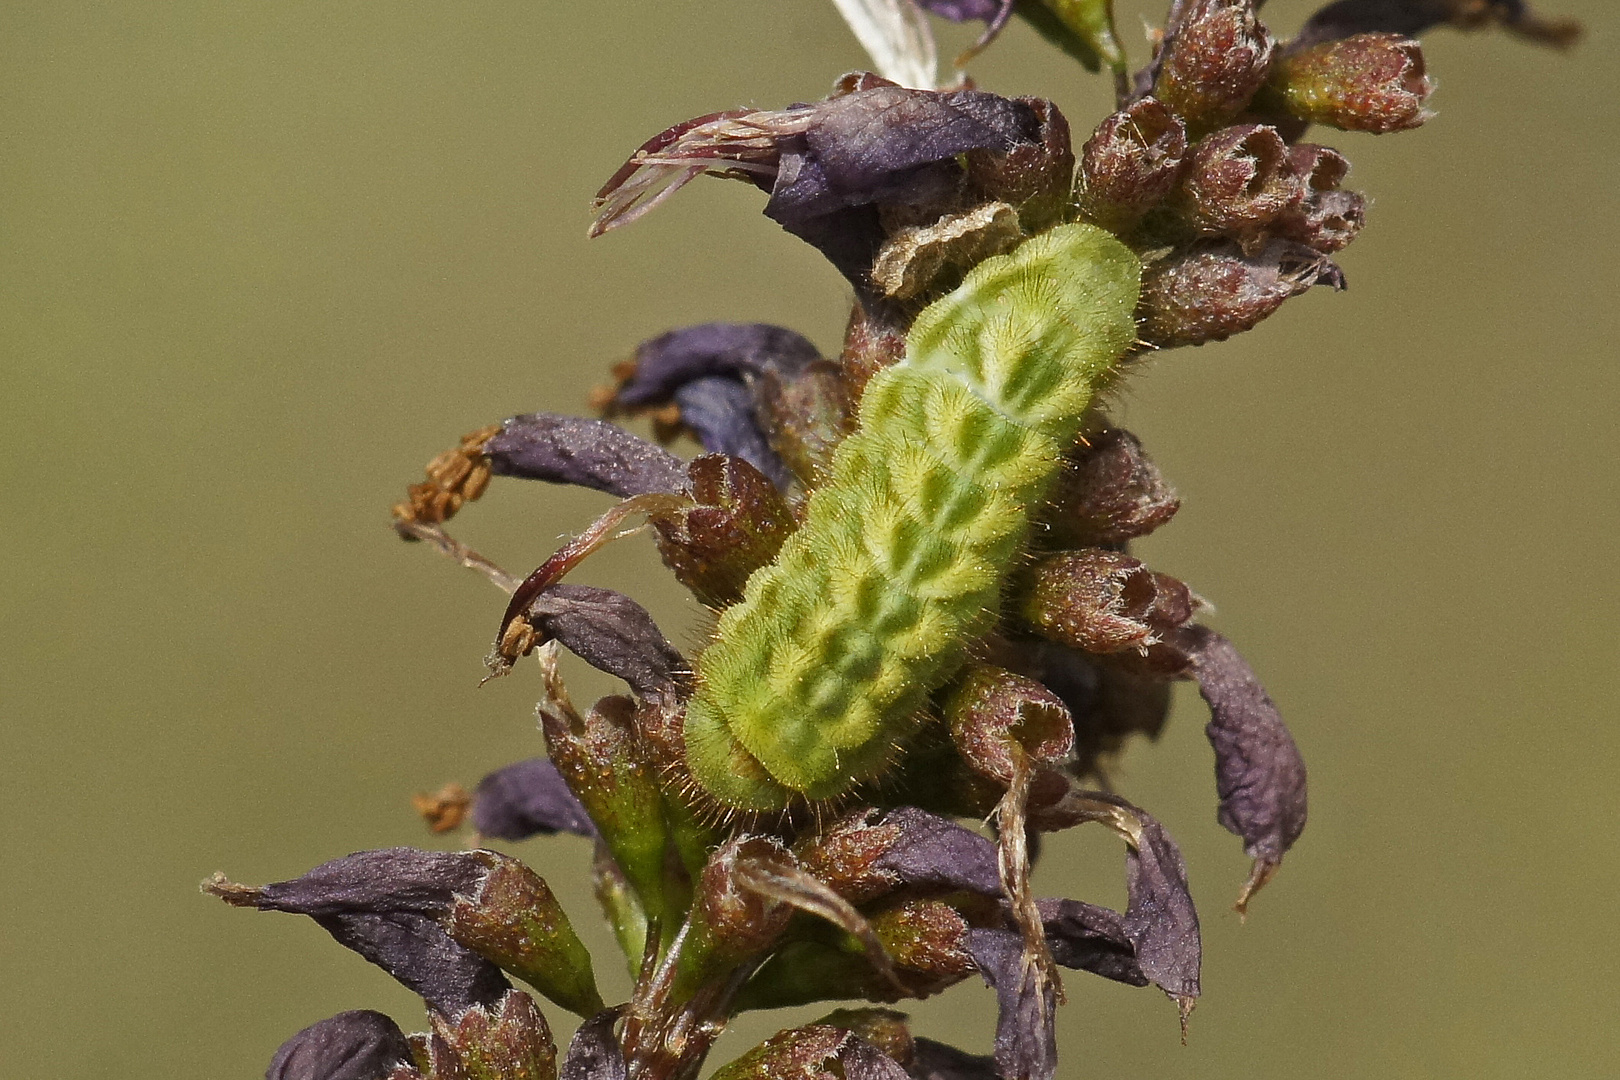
xmin=266 ymin=1010 xmax=419 ymax=1080
xmin=469 ymin=758 xmax=598 ymax=843
xmin=222 ymin=1 xmax=1586 ymax=1077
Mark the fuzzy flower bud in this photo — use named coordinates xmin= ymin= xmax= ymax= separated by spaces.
xmin=427 ymin=990 xmax=558 ymax=1080
xmin=1265 ymin=33 xmax=1433 ymax=134
xmin=651 ymin=455 xmax=795 ymax=607
xmin=1176 ymin=124 xmax=1298 ymax=248
xmin=1042 ymin=428 xmax=1180 ymax=546
xmin=1277 ymin=143 xmax=1366 ymax=253
xmin=1076 ymin=98 xmax=1188 ymax=236
xmin=1021 ymin=550 xmax=1198 ymax=654
xmin=1153 ymin=0 xmax=1276 ymax=136
xmin=944 ymin=664 xmax=1075 ymax=784
xmin=1138 ymin=239 xmax=1344 ymax=347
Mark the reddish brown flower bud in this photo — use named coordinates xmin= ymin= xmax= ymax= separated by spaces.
xmin=428 ymin=990 xmax=558 ymax=1080
xmin=964 ymin=97 xmax=1075 ymax=233
xmin=871 ymin=899 xmax=978 ymax=985
xmin=1076 ymin=98 xmax=1188 ymax=236
xmin=1276 ymin=143 xmax=1365 ymax=253
xmin=944 ymin=664 xmax=1075 ymax=785
xmin=812 ymin=1010 xmax=914 ymax=1068
xmin=1138 ymin=239 xmax=1344 ymax=347
xmin=1265 ymin=33 xmax=1432 ymax=134
xmin=675 ymin=837 xmax=798 ymax=997
xmin=1042 ymin=428 xmax=1179 ymax=546
xmin=1021 ymin=550 xmax=1198 ymax=655
xmin=1153 ymin=0 xmax=1276 ymax=137
xmin=1176 ymin=124 xmax=1298 ymax=248
xmin=651 ymin=454 xmax=795 ymax=608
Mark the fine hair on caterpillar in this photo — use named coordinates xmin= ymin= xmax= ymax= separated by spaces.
xmin=682 ymin=223 xmax=1141 ymax=813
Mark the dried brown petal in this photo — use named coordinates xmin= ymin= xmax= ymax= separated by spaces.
xmin=1041 ymin=428 xmax=1180 ymax=546
xmin=483 ymin=414 xmax=688 ymax=499
xmin=471 ymin=758 xmax=597 ymax=842
xmin=266 ymin=1010 xmax=418 ymax=1080
xmin=414 ymin=783 xmax=472 ymax=835
xmin=1138 ymin=238 xmax=1344 ymax=347
xmin=1154 ymin=0 xmax=1276 ymax=136
xmin=392 ymin=425 xmax=502 ymax=531
xmin=1021 ymin=549 xmax=1198 ymax=655
xmin=427 ymin=990 xmax=558 ymax=1080
xmin=1275 ymin=143 xmax=1365 ymax=252
xmin=872 ymin=202 xmax=1024 ymax=301
xmin=1076 ymin=98 xmax=1188 ymax=236
xmin=1265 ymin=33 xmax=1432 ymax=133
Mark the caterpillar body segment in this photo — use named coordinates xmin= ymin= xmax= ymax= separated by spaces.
xmin=684 ymin=224 xmax=1142 ymax=812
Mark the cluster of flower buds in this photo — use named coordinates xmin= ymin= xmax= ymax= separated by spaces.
xmin=215 ymin=2 xmax=1578 ymax=1078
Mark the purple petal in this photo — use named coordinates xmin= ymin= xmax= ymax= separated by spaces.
xmin=673 ymin=377 xmax=794 ymax=490
xmin=472 ymin=758 xmax=598 ymax=842
xmin=907 ymin=1039 xmax=1000 ymax=1080
xmin=966 ymin=928 xmax=1056 ymax=1080
xmin=484 ymin=414 xmax=688 ymax=498
xmin=560 ymin=1009 xmax=626 ymax=1080
xmin=513 ymin=583 xmax=687 ymax=698
xmin=871 ymin=807 xmax=1002 ymax=898
xmin=251 ymin=848 xmax=489 ymax=919
xmin=1037 ymin=898 xmax=1148 ymax=988
xmin=266 ymin=1011 xmax=415 ymax=1080
xmin=1184 ymin=626 xmax=1308 ymax=905
xmin=614 ymin=323 xmax=821 ymax=408
xmin=314 ymin=911 xmax=511 ymax=1018
xmin=913 ymin=0 xmax=1008 ymax=23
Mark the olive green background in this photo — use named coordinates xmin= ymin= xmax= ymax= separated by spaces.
xmin=3 ymin=2 xmax=1615 ymax=1076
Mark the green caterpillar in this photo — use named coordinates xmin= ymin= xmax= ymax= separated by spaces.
xmin=684 ymin=224 xmax=1141 ymax=812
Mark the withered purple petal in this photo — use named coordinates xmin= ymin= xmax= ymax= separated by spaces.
xmin=841 ymin=1036 xmax=913 ymax=1080
xmin=1092 ymin=794 xmax=1202 ymax=1001
xmin=485 ymin=414 xmax=689 ymax=499
xmin=907 ymin=1039 xmax=1000 ymax=1080
xmin=1036 ymin=898 xmax=1148 ymax=987
xmin=966 ymin=928 xmax=1056 ymax=1080
xmin=614 ymin=323 xmax=821 ymax=408
xmin=518 ymin=583 xmax=687 ymax=697
xmin=1185 ymin=625 xmax=1308 ymax=871
xmin=315 ymin=911 xmax=512 ymax=1018
xmin=871 ymin=807 xmax=1002 ymax=897
xmin=672 ymin=377 xmax=794 ymax=491
xmin=266 ymin=1010 xmax=415 ymax=1080
xmin=473 ymin=758 xmax=599 ymax=842
xmin=560 ymin=1009 xmax=626 ymax=1080
xmin=913 ymin=0 xmax=1007 ymax=22
xmin=253 ymin=848 xmax=489 ymax=919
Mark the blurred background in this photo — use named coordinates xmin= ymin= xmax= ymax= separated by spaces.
xmin=3 ymin=2 xmax=1615 ymax=1076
